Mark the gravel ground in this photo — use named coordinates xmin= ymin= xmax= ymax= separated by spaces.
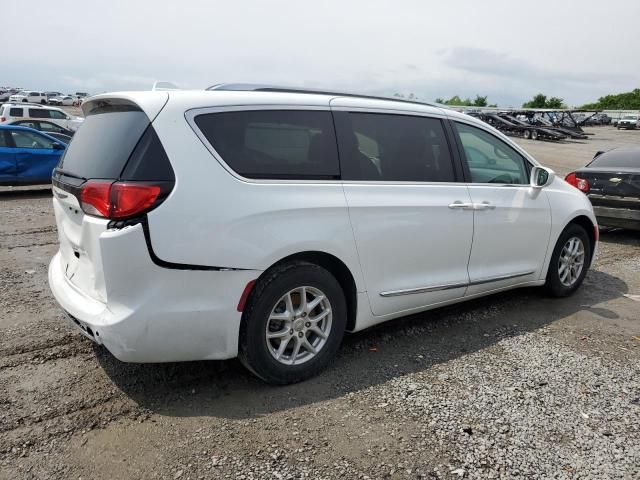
xmin=0 ymin=126 xmax=639 ymax=479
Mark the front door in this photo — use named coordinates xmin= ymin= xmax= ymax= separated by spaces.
xmin=333 ymin=108 xmax=474 ymax=316
xmin=9 ymin=129 xmax=61 ymax=182
xmin=452 ymin=121 xmax=552 ymax=296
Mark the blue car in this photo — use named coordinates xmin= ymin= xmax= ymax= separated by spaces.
xmin=0 ymin=125 xmax=67 ymax=185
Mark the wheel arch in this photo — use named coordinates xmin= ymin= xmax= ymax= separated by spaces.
xmin=248 ymin=251 xmax=359 ymax=332
xmin=566 ymin=214 xmax=597 ymax=260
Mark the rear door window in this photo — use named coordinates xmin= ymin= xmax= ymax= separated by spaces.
xmin=194 ymin=110 xmax=340 ymax=179
xmin=336 ymin=112 xmax=455 ymax=182
xmin=9 ymin=108 xmax=23 ymax=117
xmin=29 ymin=109 xmax=50 ymax=119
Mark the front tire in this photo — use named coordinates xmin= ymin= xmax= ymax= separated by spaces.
xmin=238 ymin=261 xmax=347 ymax=384
xmin=545 ymin=224 xmax=591 ymax=297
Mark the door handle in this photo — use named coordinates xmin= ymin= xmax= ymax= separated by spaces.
xmin=448 ymin=201 xmax=474 ymax=209
xmin=473 ymin=201 xmax=496 ymax=210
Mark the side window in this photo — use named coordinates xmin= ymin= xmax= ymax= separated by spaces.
xmin=455 ymin=122 xmax=529 ymax=184
xmin=9 ymin=108 xmax=23 ymax=117
xmin=194 ymin=110 xmax=340 ymax=179
xmin=39 ymin=121 xmax=63 ymax=133
xmin=49 ymin=110 xmax=67 ymax=119
xmin=10 ymin=130 xmax=56 ymax=149
xmin=0 ymin=131 xmax=8 ymax=147
xmin=337 ymin=112 xmax=455 ymax=182
xmin=16 ymin=121 xmax=39 ymax=129
xmin=29 ymin=109 xmax=50 ymax=119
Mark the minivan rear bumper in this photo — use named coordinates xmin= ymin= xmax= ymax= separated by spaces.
xmin=48 ymin=223 xmax=259 ymax=363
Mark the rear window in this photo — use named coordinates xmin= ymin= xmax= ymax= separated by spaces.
xmin=194 ymin=110 xmax=340 ymax=179
xmin=59 ymin=109 xmax=148 ymax=179
xmin=590 ymin=150 xmax=639 ymax=169
xmin=57 ymin=103 xmax=173 ymax=181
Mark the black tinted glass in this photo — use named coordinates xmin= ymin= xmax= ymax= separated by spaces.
xmin=9 ymin=108 xmax=23 ymax=116
xmin=195 ymin=110 xmax=340 ymax=179
xmin=338 ymin=113 xmax=455 ymax=182
xmin=58 ymin=111 xmax=149 ymax=179
xmin=590 ymin=149 xmax=639 ymax=169
xmin=121 ymin=126 xmax=175 ymax=181
xmin=29 ymin=109 xmax=49 ymax=119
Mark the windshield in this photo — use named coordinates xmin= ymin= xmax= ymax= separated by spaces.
xmin=622 ymin=115 xmax=638 ymax=120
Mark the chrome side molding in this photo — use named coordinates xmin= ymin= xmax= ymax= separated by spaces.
xmin=380 ymin=270 xmax=535 ymax=297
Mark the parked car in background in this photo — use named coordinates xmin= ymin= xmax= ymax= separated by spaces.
xmin=45 ymin=91 xmax=63 ymax=101
xmin=616 ymin=115 xmax=640 ymax=130
xmin=9 ymin=119 xmax=75 ymax=137
xmin=0 ymin=103 xmax=83 ymax=131
xmin=0 ymin=125 xmax=66 ymax=185
xmin=0 ymin=90 xmax=11 ymax=102
xmin=48 ymin=87 xmax=597 ymax=384
xmin=566 ymin=147 xmax=640 ymax=230
xmin=48 ymin=95 xmax=76 ymax=106
xmin=9 ymin=91 xmax=48 ymax=104
xmin=582 ymin=113 xmax=610 ymax=126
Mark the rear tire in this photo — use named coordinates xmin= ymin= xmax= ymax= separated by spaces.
xmin=238 ymin=261 xmax=347 ymax=384
xmin=523 ymin=129 xmax=531 ymax=139
xmin=545 ymin=224 xmax=591 ymax=297
xmin=531 ymin=130 xmax=539 ymax=140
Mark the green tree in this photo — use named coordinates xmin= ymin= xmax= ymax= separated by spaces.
xmin=523 ymin=93 xmax=566 ymax=109
xmin=435 ymin=94 xmax=492 ymax=107
xmin=581 ymin=88 xmax=640 ymax=109
xmin=546 ymin=97 xmax=565 ymax=109
xmin=522 ymin=93 xmax=548 ymax=108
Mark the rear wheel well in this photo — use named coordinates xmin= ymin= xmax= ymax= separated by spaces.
xmin=254 ymin=252 xmax=358 ymax=332
xmin=567 ymin=215 xmax=597 ymax=258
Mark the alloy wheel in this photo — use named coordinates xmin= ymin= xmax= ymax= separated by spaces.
xmin=265 ymin=286 xmax=332 ymax=365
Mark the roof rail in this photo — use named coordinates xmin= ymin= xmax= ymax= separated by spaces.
xmin=206 ymin=83 xmax=442 ymax=109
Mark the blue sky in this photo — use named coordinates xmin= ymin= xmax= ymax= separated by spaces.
xmin=2 ymin=0 xmax=638 ymax=106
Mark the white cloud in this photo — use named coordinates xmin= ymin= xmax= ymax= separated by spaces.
xmin=3 ymin=0 xmax=639 ymax=106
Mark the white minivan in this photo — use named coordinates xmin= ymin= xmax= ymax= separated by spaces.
xmin=48 ymin=85 xmax=597 ymax=384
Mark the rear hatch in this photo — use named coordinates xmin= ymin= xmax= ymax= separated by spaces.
xmin=52 ymin=96 xmax=175 ymax=302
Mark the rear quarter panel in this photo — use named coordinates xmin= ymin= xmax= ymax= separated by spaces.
xmin=145 ymin=97 xmax=366 ymax=292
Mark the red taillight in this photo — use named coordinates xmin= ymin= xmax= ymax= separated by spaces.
xmin=0 ymin=117 xmax=6 ymax=122
xmin=79 ymin=181 xmax=163 ymax=219
xmin=564 ymin=172 xmax=590 ymax=193
xmin=110 ymin=183 xmax=160 ymax=219
xmin=80 ymin=181 xmax=113 ymax=217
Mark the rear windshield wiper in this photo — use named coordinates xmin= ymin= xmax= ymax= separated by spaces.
xmin=54 ymin=168 xmax=87 ymax=181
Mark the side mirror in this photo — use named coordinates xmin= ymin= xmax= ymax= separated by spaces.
xmin=530 ymin=166 xmax=555 ymax=189
xmin=52 ymin=142 xmax=65 ymax=150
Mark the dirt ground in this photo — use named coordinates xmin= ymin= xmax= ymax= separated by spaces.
xmin=0 ymin=126 xmax=639 ymax=479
